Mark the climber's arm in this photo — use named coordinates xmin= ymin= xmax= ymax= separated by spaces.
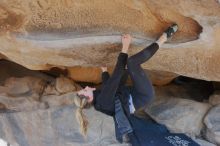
xmin=101 ymin=67 xmax=110 ymax=85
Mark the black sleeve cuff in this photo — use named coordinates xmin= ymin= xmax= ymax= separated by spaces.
xmin=118 ymin=53 xmax=128 ymax=64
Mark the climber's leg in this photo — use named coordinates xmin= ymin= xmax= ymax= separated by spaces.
xmin=127 ymin=24 xmax=178 ymax=109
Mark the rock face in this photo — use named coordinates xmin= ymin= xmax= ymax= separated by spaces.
xmin=154 ymin=78 xmax=214 ymax=102
xmin=204 ymin=105 xmax=220 ymax=145
xmin=194 ymin=139 xmax=216 ymax=146
xmin=0 ymin=60 xmax=53 ymax=85
xmin=3 ymin=77 xmax=46 ymax=100
xmin=0 ymin=74 xmax=82 ymax=112
xmin=0 ymin=0 xmax=219 ymax=145
xmin=0 ymin=69 xmax=215 ymax=145
xmin=0 ymin=105 xmax=123 ymax=146
xmin=0 ymin=89 xmax=125 ymax=146
xmin=147 ymin=70 xmax=178 ymax=86
xmin=209 ymin=91 xmax=220 ymax=106
xmin=145 ymin=97 xmax=211 ymax=137
xmin=54 ymin=76 xmax=81 ymax=94
xmin=67 ymin=66 xmax=178 ymax=85
xmin=0 ymin=76 xmax=48 ymax=112
xmin=0 ymin=0 xmax=219 ymax=81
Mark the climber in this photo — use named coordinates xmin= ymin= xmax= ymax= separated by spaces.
xmin=74 ymin=24 xmax=199 ymax=146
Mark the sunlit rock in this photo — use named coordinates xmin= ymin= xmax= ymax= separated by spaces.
xmin=0 ymin=0 xmax=219 ymax=81
xmin=204 ymin=105 xmax=220 ymax=145
xmin=145 ymin=97 xmax=211 ymax=137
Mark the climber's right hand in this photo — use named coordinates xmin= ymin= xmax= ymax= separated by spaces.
xmin=101 ymin=67 xmax=107 ymax=72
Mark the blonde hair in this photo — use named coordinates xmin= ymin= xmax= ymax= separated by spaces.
xmin=74 ymin=94 xmax=92 ymax=138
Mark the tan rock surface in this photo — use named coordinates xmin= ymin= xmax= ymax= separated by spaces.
xmin=0 ymin=0 xmax=219 ymax=81
xmin=67 ymin=66 xmax=103 ymax=84
xmin=68 ymin=66 xmax=178 ymax=85
xmin=55 ymin=76 xmax=77 ymax=94
xmin=3 ymin=76 xmax=47 ymax=101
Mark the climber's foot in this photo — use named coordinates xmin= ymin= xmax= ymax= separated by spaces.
xmin=156 ymin=24 xmax=178 ymax=46
xmin=164 ymin=24 xmax=178 ymax=38
xmin=122 ymin=34 xmax=132 ymax=54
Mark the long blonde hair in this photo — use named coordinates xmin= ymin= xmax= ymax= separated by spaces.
xmin=74 ymin=95 xmax=92 ymax=138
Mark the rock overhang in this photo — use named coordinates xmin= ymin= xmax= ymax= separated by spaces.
xmin=0 ymin=0 xmax=219 ymax=81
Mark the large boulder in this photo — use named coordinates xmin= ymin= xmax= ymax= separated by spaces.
xmin=145 ymin=97 xmax=211 ymax=137
xmin=54 ymin=76 xmax=81 ymax=94
xmin=0 ymin=73 xmax=214 ymax=145
xmin=3 ymin=76 xmax=46 ymax=100
xmin=204 ymin=105 xmax=220 ymax=145
xmin=0 ymin=94 xmax=47 ymax=112
xmin=0 ymin=89 xmax=125 ymax=146
xmin=194 ymin=139 xmax=216 ymax=146
xmin=0 ymin=105 xmax=125 ymax=146
xmin=0 ymin=0 xmax=219 ymax=81
xmin=209 ymin=91 xmax=220 ymax=106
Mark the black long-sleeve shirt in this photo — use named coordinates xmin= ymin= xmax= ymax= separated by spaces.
xmin=93 ymin=53 xmax=129 ymax=116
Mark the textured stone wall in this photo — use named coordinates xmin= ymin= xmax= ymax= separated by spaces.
xmin=0 ymin=0 xmax=219 ymax=81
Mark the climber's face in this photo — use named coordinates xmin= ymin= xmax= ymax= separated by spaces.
xmin=77 ymin=86 xmax=96 ymax=103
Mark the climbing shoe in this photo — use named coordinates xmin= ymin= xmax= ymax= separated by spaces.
xmin=164 ymin=24 xmax=178 ymax=38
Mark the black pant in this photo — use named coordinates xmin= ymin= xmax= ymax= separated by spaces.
xmin=97 ymin=43 xmax=159 ymax=113
xmin=127 ymin=43 xmax=159 ymax=101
